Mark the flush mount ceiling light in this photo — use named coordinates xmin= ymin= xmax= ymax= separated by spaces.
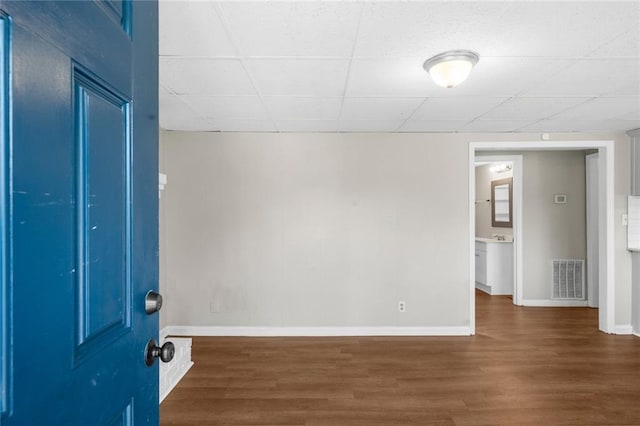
xmin=423 ymin=50 xmax=479 ymax=88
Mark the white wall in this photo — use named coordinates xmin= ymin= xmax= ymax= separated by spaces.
xmin=159 ymin=131 xmax=633 ymax=332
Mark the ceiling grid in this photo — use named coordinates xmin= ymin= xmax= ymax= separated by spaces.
xmin=159 ymin=1 xmax=640 ymax=133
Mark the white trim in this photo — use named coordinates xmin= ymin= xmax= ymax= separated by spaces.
xmin=160 ymin=360 xmax=193 ymax=402
xmin=159 ymin=337 xmax=194 ymax=403
xmin=468 ymin=145 xmax=476 ymax=334
xmin=471 ymin=140 xmax=613 ymax=151
xmin=475 ymin=282 xmax=491 ymax=295
xmin=603 ymin=143 xmax=616 ymax=333
xmin=614 ymin=324 xmax=633 ymax=335
xmin=160 ymin=326 xmax=170 ymax=341
xmin=162 ymin=325 xmax=472 ymax=337
xmin=633 ymin=331 xmax=640 ymax=338
xmin=469 ymin=140 xmax=615 ymax=334
xmin=585 ymin=153 xmax=599 ymax=308
xmin=521 ymin=299 xmax=589 ymax=307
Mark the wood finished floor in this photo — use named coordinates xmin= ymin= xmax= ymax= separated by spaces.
xmin=161 ymin=291 xmax=640 ymax=425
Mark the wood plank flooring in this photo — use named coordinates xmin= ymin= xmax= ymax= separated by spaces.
xmin=161 ymin=291 xmax=640 ymax=425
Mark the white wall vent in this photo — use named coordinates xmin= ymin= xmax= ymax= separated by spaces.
xmin=552 ymin=259 xmax=585 ymax=300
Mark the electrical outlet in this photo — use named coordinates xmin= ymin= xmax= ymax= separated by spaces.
xmin=210 ymin=300 xmax=220 ymax=313
xmin=622 ymin=213 xmax=628 ymax=226
xmin=398 ymin=301 xmax=406 ymax=313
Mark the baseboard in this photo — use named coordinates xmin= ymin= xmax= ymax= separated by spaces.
xmin=162 ymin=325 xmax=472 ymax=337
xmin=521 ymin=299 xmax=589 ymax=307
xmin=614 ymin=324 xmax=633 ymax=335
xmin=159 ymin=337 xmax=194 ymax=403
xmin=633 ymin=331 xmax=640 ymax=338
xmin=475 ymin=282 xmax=491 ymax=295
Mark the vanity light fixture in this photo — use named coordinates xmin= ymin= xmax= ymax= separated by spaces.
xmin=423 ymin=50 xmax=479 ymax=88
xmin=490 ymin=163 xmax=512 ymax=173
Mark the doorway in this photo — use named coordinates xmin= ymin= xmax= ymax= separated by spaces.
xmin=468 ymin=140 xmax=615 ymax=334
xmin=473 ymin=155 xmax=522 ymax=305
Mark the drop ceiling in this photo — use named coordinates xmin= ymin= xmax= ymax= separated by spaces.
xmin=159 ymin=1 xmax=640 ymax=133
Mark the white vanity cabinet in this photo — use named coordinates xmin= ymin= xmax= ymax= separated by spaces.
xmin=475 ymin=239 xmax=513 ymax=295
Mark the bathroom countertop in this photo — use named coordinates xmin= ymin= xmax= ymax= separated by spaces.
xmin=475 ymin=237 xmax=513 ymax=244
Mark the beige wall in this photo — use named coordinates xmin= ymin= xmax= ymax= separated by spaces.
xmin=159 ymin=131 xmax=633 ymax=330
xmin=520 ymin=151 xmax=587 ymax=301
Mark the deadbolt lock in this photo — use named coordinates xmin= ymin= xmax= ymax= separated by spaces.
xmin=145 ymin=290 xmax=163 ymax=314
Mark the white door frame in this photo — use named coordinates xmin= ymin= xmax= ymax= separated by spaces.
xmin=586 ymin=153 xmax=600 ymax=308
xmin=469 ymin=140 xmax=615 ymax=335
xmin=474 ymin=155 xmax=523 ymax=305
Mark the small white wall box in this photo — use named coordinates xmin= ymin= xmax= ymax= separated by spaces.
xmin=159 ymin=173 xmax=167 ymax=198
xmin=627 ymin=196 xmax=640 ymax=251
xmin=554 ymin=194 xmax=567 ymax=204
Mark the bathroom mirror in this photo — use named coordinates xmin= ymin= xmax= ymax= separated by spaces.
xmin=491 ymin=177 xmax=513 ymax=228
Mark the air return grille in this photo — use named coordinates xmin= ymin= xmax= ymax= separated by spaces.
xmin=552 ymin=259 xmax=585 ymax=300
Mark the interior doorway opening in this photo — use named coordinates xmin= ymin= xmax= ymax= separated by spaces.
xmin=469 ymin=141 xmax=615 ymax=335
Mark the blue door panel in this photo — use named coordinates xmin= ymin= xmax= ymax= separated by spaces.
xmin=4 ymin=1 xmax=133 ymax=98
xmin=96 ymin=0 xmax=131 ymax=35
xmin=10 ymin=24 xmax=75 ymax=421
xmin=109 ymin=401 xmax=134 ymax=426
xmin=75 ymin=69 xmax=131 ymax=351
xmin=1 ymin=1 xmax=159 ymax=425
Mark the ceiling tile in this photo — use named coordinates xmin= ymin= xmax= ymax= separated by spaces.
xmin=156 ymin=1 xmax=640 ymax=134
xmin=180 ymin=95 xmax=269 ymax=120
xmin=412 ymin=97 xmax=508 ymax=121
xmin=246 ymin=59 xmax=350 ymax=97
xmin=340 ymin=98 xmax=424 ymax=121
xmin=427 ymin=58 xmax=572 ymax=97
xmin=550 ymin=97 xmax=640 ymax=121
xmin=491 ymin=2 xmax=640 ymax=58
xmin=263 ymin=97 xmax=342 ymax=121
xmin=619 ymin=110 xmax=640 ymax=121
xmin=160 ymin=58 xmax=255 ymax=96
xmin=159 ymin=92 xmax=214 ymax=131
xmin=345 ymin=58 xmax=430 ymax=98
xmin=210 ymin=119 xmax=277 ymax=132
xmin=461 ymin=120 xmax=536 ymax=132
xmin=339 ymin=120 xmax=404 ymax=132
xmin=399 ymin=121 xmax=468 ymax=132
xmin=159 ymin=1 xmax=235 ymax=57
xmin=523 ymin=59 xmax=640 ymax=97
xmin=479 ymin=97 xmax=591 ymax=121
xmin=355 ymin=2 xmax=637 ymax=58
xmin=276 ymin=120 xmax=339 ymax=132
xmin=588 ymin=27 xmax=640 ymax=58
xmin=159 ymin=82 xmax=174 ymax=99
xmin=219 ymin=2 xmax=362 ymax=57
xmin=355 ymin=2 xmax=514 ymax=58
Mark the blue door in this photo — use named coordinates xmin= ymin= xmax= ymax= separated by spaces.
xmin=0 ymin=1 xmax=160 ymax=424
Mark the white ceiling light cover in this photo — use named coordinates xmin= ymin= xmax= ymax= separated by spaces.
xmin=423 ymin=50 xmax=480 ymax=88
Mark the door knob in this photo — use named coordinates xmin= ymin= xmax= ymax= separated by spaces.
xmin=145 ymin=339 xmax=175 ymax=366
xmin=145 ymin=290 xmax=163 ymax=314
